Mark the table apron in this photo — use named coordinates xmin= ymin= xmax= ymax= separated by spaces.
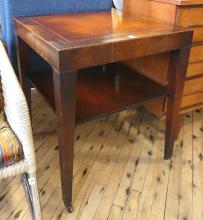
xmin=58 ymin=31 xmax=192 ymax=71
xmin=16 ymin=27 xmax=192 ymax=72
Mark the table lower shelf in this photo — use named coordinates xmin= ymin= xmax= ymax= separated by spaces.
xmin=29 ymin=64 xmax=167 ymax=123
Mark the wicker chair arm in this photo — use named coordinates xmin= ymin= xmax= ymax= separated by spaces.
xmin=0 ymin=41 xmax=36 ymax=173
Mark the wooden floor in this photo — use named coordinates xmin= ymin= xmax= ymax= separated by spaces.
xmin=0 ymin=90 xmax=203 ymax=220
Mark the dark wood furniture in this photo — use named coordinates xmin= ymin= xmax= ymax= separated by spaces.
xmin=124 ymin=0 xmax=203 ymax=118
xmin=15 ymin=8 xmax=193 ymax=211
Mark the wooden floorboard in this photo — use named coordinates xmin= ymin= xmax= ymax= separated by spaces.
xmin=0 ymin=89 xmax=203 ymax=220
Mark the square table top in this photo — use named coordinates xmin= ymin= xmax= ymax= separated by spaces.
xmin=15 ymin=8 xmax=192 ymax=49
xmin=15 ymin=8 xmax=193 ymax=71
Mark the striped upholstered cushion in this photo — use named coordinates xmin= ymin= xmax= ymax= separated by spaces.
xmin=0 ymin=111 xmax=24 ymax=168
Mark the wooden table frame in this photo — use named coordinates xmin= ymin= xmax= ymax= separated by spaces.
xmin=15 ymin=9 xmax=193 ymax=212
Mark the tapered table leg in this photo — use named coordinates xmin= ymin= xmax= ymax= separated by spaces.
xmin=17 ymin=37 xmax=32 ymax=115
xmin=53 ymin=69 xmax=77 ymax=212
xmin=164 ymin=48 xmax=190 ymax=159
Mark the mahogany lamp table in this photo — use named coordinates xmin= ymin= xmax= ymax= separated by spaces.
xmin=15 ymin=9 xmax=193 ymax=211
